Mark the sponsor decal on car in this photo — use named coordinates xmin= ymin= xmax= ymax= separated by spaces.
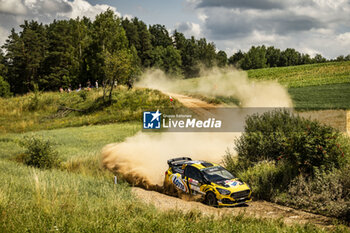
xmin=188 ymin=178 xmax=199 ymax=185
xmin=225 ymin=179 xmax=242 ymax=187
xmin=171 ymin=175 xmax=188 ymax=193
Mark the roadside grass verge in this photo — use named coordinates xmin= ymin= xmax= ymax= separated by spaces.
xmin=0 ymin=122 xmax=140 ymax=179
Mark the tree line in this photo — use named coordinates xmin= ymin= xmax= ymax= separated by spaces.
xmin=229 ymin=46 xmax=350 ymax=70
xmin=0 ymin=9 xmax=349 ymax=96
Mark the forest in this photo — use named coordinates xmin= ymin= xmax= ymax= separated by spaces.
xmin=0 ymin=9 xmax=349 ymax=96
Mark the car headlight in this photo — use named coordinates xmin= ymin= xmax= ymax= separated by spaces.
xmin=216 ymin=188 xmax=231 ymax=195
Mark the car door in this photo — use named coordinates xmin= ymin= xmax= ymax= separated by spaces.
xmin=184 ymin=166 xmax=204 ymax=195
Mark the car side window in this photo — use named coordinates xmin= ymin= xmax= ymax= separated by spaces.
xmin=185 ymin=166 xmax=203 ymax=183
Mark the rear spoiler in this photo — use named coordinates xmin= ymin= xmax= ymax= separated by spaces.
xmin=167 ymin=157 xmax=192 ymax=167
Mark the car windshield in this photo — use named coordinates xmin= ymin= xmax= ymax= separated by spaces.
xmin=202 ymin=166 xmax=235 ymax=182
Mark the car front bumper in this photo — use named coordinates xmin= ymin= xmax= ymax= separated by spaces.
xmin=217 ymin=197 xmax=252 ymax=206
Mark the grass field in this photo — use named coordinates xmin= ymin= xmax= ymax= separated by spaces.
xmin=289 ymin=83 xmax=350 ymax=110
xmin=0 ymin=86 xmax=182 ymax=134
xmin=1 ymin=122 xmax=341 ymax=232
xmin=0 ymin=63 xmax=350 ymax=231
xmin=247 ymin=61 xmax=350 ymax=88
xmin=248 ymin=61 xmax=350 ymax=110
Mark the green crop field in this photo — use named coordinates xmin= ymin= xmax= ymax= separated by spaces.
xmin=249 ymin=62 xmax=350 ymax=110
xmin=289 ymin=83 xmax=350 ymax=110
xmin=247 ymin=61 xmax=350 ymax=88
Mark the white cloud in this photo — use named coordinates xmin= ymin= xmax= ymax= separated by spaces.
xmin=0 ymin=0 xmax=27 ymax=15
xmin=0 ymin=0 xmax=121 ymax=47
xmin=59 ymin=0 xmax=120 ymax=19
xmin=175 ymin=22 xmax=202 ymax=38
xmin=190 ymin=0 xmax=350 ymax=58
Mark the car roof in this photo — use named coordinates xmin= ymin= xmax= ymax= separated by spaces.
xmin=184 ymin=160 xmax=219 ymax=170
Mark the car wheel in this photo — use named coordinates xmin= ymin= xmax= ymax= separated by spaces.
xmin=206 ymin=192 xmax=217 ymax=207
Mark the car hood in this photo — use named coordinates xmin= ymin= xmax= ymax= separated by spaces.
xmin=214 ymin=179 xmax=249 ymax=190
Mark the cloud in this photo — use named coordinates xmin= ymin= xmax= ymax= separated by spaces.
xmin=188 ymin=0 xmax=350 ymax=58
xmin=0 ymin=0 xmax=27 ymax=15
xmin=197 ymin=0 xmax=287 ymax=10
xmin=59 ymin=0 xmax=120 ymax=19
xmin=0 ymin=0 xmax=121 ymax=47
xmin=175 ymin=21 xmax=202 ymax=38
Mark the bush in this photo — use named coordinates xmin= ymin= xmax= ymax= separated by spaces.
xmin=0 ymin=75 xmax=11 ymax=97
xmin=275 ymin=167 xmax=350 ymax=221
xmin=235 ymin=109 xmax=346 ymax=175
xmin=224 ymin=156 xmax=295 ymax=200
xmin=19 ymin=136 xmax=60 ymax=169
xmin=79 ymin=90 xmax=88 ymax=101
xmin=28 ymin=84 xmax=41 ymax=111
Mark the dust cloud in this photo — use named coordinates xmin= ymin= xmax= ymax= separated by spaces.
xmin=101 ymin=132 xmax=238 ymax=187
xmin=135 ymin=68 xmax=292 ymax=107
xmin=101 ymin=67 xmax=293 ymax=189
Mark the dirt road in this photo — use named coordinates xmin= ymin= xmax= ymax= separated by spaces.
xmin=129 ymin=93 xmax=342 ymax=229
xmin=132 ymin=187 xmax=334 ymax=228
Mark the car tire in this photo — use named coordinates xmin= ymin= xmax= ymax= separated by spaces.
xmin=206 ymin=192 xmax=217 ymax=207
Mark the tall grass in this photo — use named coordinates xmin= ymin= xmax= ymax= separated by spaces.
xmin=0 ymin=120 xmax=347 ymax=231
xmin=0 ymin=86 xmax=182 ymax=133
xmin=0 ymin=160 xmax=342 ymax=232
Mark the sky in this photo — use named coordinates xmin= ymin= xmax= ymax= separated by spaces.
xmin=0 ymin=0 xmax=350 ymax=58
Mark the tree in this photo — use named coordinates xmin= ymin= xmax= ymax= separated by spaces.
xmin=2 ymin=21 xmax=47 ymax=94
xmin=173 ymin=30 xmax=186 ymax=51
xmin=197 ymin=38 xmax=216 ymax=68
xmin=0 ymin=75 xmax=11 ymax=97
xmin=228 ymin=50 xmax=244 ymax=67
xmin=266 ymin=46 xmax=281 ymax=67
xmin=0 ymin=49 xmax=7 ymax=78
xmin=132 ymin=18 xmax=153 ymax=67
xmin=150 ymin=46 xmax=182 ymax=76
xmin=149 ymin=24 xmax=172 ymax=48
xmin=336 ymin=55 xmax=345 ymax=62
xmin=280 ymin=48 xmax=301 ymax=66
xmin=42 ymin=19 xmax=81 ymax=90
xmin=103 ymin=49 xmax=134 ymax=101
xmin=313 ymin=54 xmax=327 ymax=63
xmin=121 ymin=18 xmax=140 ymax=49
xmin=300 ymin=53 xmax=312 ymax=65
xmin=216 ymin=50 xmax=228 ymax=67
xmin=241 ymin=46 xmax=267 ymax=70
xmin=86 ymin=9 xmax=129 ymax=95
xmin=182 ymin=37 xmax=200 ymax=77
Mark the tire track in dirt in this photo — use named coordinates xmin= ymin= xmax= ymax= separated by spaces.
xmin=131 ymin=187 xmax=335 ymax=228
xmin=131 ymin=93 xmax=341 ymax=229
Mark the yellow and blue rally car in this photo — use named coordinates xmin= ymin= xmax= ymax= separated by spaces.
xmin=164 ymin=157 xmax=252 ymax=207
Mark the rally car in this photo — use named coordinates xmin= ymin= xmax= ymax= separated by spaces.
xmin=164 ymin=157 xmax=252 ymax=207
